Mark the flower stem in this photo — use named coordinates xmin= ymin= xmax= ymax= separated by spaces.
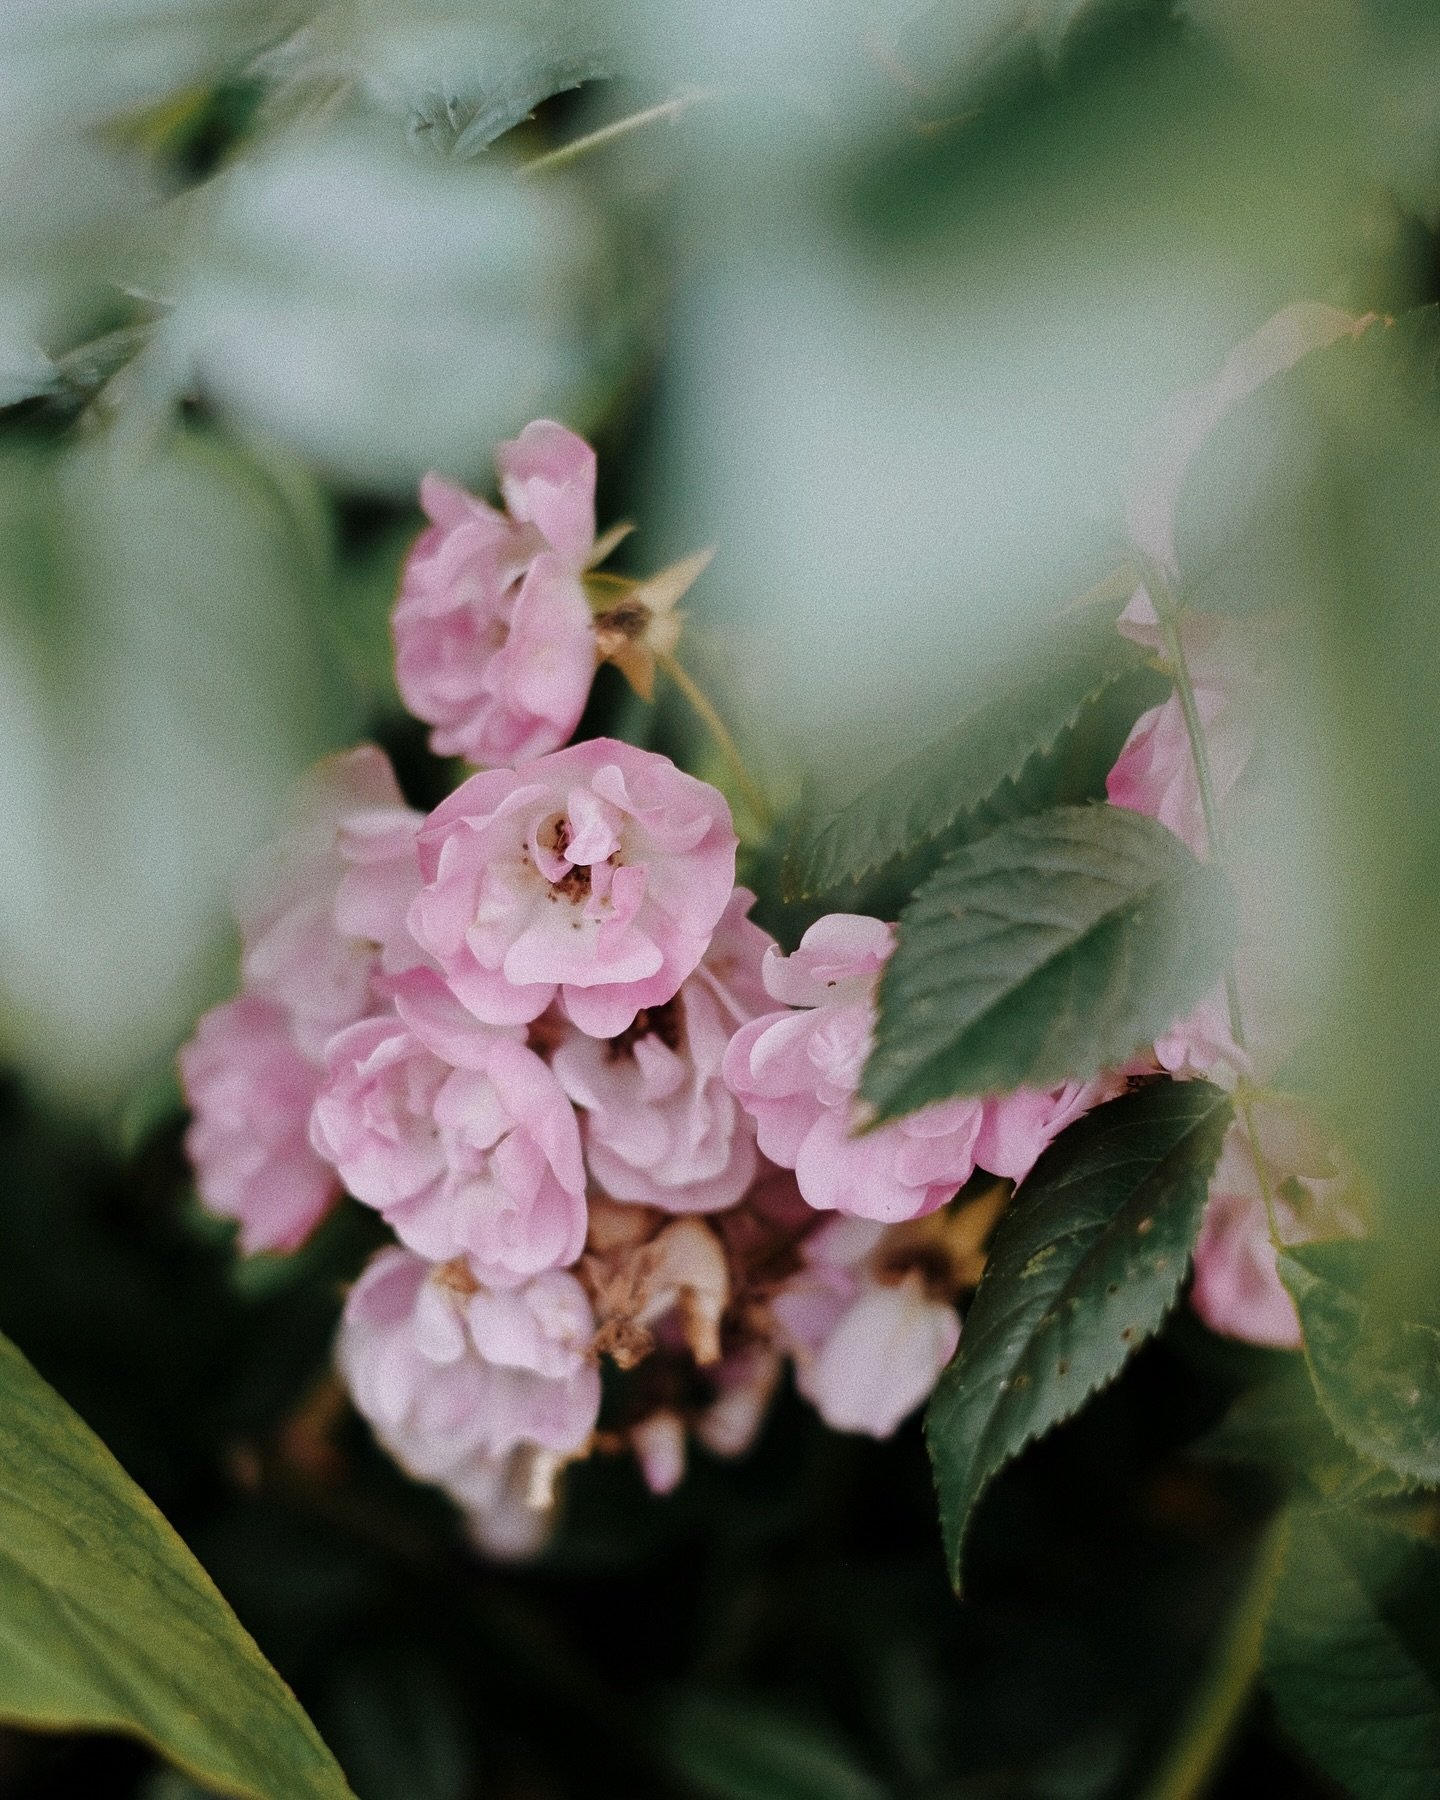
xmin=659 ymin=652 xmax=775 ymax=835
xmin=525 ymin=88 xmax=714 ymax=176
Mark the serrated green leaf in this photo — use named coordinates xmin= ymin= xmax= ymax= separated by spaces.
xmin=0 ymin=1329 xmax=354 ymax=1798
xmin=927 ymin=1080 xmax=1231 ymax=1590
xmin=1265 ymin=1507 xmax=1440 ymax=1800
xmin=863 ymin=805 xmax=1238 ymax=1120
xmin=783 ymin=598 xmax=1144 ymax=902
xmin=1281 ymin=1241 xmax=1440 ymax=1489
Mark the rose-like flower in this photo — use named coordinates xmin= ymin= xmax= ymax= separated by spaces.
xmin=235 ymin=746 xmax=421 ymax=1059
xmin=311 ymin=1014 xmax=587 ymax=1285
xmin=179 ymin=996 xmax=340 ymax=1254
xmin=772 ymin=1216 xmax=960 ymax=1437
xmin=393 ymin=423 xmax=600 ymax=767
xmin=337 ymin=1248 xmax=600 ymax=1547
xmin=409 ymin=738 xmax=738 ymax=1039
xmin=722 ymin=914 xmax=983 ymax=1222
xmin=552 ymin=887 xmax=773 ymax=1213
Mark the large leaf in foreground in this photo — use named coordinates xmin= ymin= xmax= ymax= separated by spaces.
xmin=927 ymin=1080 xmax=1231 ymax=1590
xmin=1280 ymin=1240 xmax=1440 ymax=1488
xmin=864 ymin=804 xmax=1236 ymax=1120
xmin=1266 ymin=1507 xmax=1440 ymax=1800
xmin=783 ymin=599 xmax=1143 ymax=901
xmin=0 ymin=1331 xmax=353 ymax=1797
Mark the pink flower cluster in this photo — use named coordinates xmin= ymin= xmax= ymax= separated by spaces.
xmin=180 ymin=390 xmax=1351 ymax=1552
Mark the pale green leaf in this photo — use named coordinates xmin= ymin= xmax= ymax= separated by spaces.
xmin=864 ymin=805 xmax=1237 ymax=1120
xmin=927 ymin=1079 xmax=1231 ymax=1589
xmin=0 ymin=1329 xmax=354 ymax=1798
xmin=1281 ymin=1240 xmax=1440 ymax=1489
xmin=783 ymin=600 xmax=1144 ymax=902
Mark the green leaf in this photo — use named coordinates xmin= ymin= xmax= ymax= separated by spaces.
xmin=1280 ymin=1241 xmax=1440 ymax=1489
xmin=661 ymin=1691 xmax=890 ymax=1800
xmin=0 ymin=1329 xmax=354 ymax=1798
xmin=783 ymin=598 xmax=1145 ymax=902
xmin=1265 ymin=1507 xmax=1440 ymax=1800
xmin=927 ymin=1079 xmax=1232 ymax=1590
xmin=863 ymin=805 xmax=1238 ymax=1121
xmin=255 ymin=0 xmax=611 ymax=154
xmin=159 ymin=119 xmax=624 ymax=490
xmin=0 ymin=430 xmax=347 ymax=1102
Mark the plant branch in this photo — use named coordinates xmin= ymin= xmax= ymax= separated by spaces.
xmin=659 ymin=652 xmax=775 ymax=835
xmin=525 ymin=88 xmax=714 ymax=175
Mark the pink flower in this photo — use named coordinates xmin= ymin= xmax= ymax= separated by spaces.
xmin=552 ymin=888 xmax=773 ymax=1213
xmin=1105 ymin=690 xmax=1252 ymax=861
xmin=722 ymin=915 xmax=983 ymax=1223
xmin=1154 ymin=987 xmax=1248 ymax=1087
xmin=409 ymin=738 xmax=738 ymax=1039
xmin=975 ymin=1073 xmax=1124 ymax=1187
xmin=179 ymin=996 xmax=340 ymax=1254
xmin=235 ymin=746 xmax=422 ymax=1059
xmin=772 ymin=1217 xmax=959 ymax=1437
xmin=338 ymin=1247 xmax=600 ymax=1544
xmin=311 ymin=1015 xmax=586 ymax=1285
xmin=1190 ymin=1105 xmax=1362 ymax=1350
xmin=394 ymin=422 xmax=600 ymax=767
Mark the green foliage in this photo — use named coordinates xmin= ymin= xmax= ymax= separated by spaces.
xmin=0 ymin=429 xmax=347 ymax=1100
xmin=862 ymin=805 xmax=1237 ymax=1120
xmin=0 ymin=1328 xmax=353 ymax=1798
xmin=783 ymin=599 xmax=1144 ymax=902
xmin=1265 ymin=1507 xmax=1440 ymax=1800
xmin=661 ymin=1692 xmax=890 ymax=1800
xmin=927 ymin=1079 xmax=1232 ymax=1589
xmin=1281 ymin=1240 xmax=1440 ymax=1488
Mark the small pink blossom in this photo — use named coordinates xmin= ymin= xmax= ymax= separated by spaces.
xmin=722 ymin=915 xmax=983 ymax=1223
xmin=975 ymin=1073 xmax=1124 ymax=1187
xmin=1190 ymin=1105 xmax=1362 ymax=1350
xmin=409 ymin=738 xmax=738 ymax=1039
xmin=235 ymin=746 xmax=421 ymax=1060
xmin=394 ymin=422 xmax=599 ymax=767
xmin=552 ymin=888 xmax=773 ymax=1213
xmin=772 ymin=1217 xmax=959 ymax=1437
xmin=338 ymin=1248 xmax=600 ymax=1543
xmin=1154 ymin=987 xmax=1248 ymax=1087
xmin=179 ymin=996 xmax=339 ymax=1254
xmin=311 ymin=1015 xmax=586 ymax=1285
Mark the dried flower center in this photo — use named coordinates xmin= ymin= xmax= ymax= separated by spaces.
xmin=546 ymin=817 xmax=593 ymax=903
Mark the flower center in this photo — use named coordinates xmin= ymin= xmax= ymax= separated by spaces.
xmin=605 ymin=996 xmax=684 ymax=1060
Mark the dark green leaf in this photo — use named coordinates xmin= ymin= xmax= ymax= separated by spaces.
xmin=783 ymin=598 xmax=1144 ymax=902
xmin=1281 ymin=1240 xmax=1440 ymax=1489
xmin=1265 ymin=1507 xmax=1440 ymax=1800
xmin=863 ymin=804 xmax=1238 ymax=1120
xmin=0 ymin=1329 xmax=354 ymax=1798
xmin=661 ymin=1691 xmax=890 ymax=1800
xmin=927 ymin=1079 xmax=1232 ymax=1590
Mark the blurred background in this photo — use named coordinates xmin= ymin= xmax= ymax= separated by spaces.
xmin=2 ymin=1 xmax=1439 ymax=1794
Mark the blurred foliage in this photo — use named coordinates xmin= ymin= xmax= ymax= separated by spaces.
xmin=2 ymin=0 xmax=1440 ymax=1794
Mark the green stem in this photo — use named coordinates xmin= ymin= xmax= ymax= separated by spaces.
xmin=659 ymin=652 xmax=775 ymax=835
xmin=1143 ymin=1516 xmax=1288 ymax=1800
xmin=525 ymin=88 xmax=714 ymax=175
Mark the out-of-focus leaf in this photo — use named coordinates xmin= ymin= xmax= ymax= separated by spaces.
xmin=1280 ymin=1240 xmax=1440 ymax=1488
xmin=255 ymin=0 xmax=612 ymax=153
xmin=314 ymin=1641 xmax=471 ymax=1800
xmin=159 ymin=122 xmax=619 ymax=489
xmin=661 ymin=1691 xmax=890 ymax=1800
xmin=783 ymin=596 xmax=1144 ymax=901
xmin=1265 ymin=1507 xmax=1440 ymax=1800
xmin=0 ymin=429 xmax=347 ymax=1100
xmin=927 ymin=1080 xmax=1231 ymax=1589
xmin=0 ymin=1329 xmax=354 ymax=1798
xmin=863 ymin=806 xmax=1237 ymax=1120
